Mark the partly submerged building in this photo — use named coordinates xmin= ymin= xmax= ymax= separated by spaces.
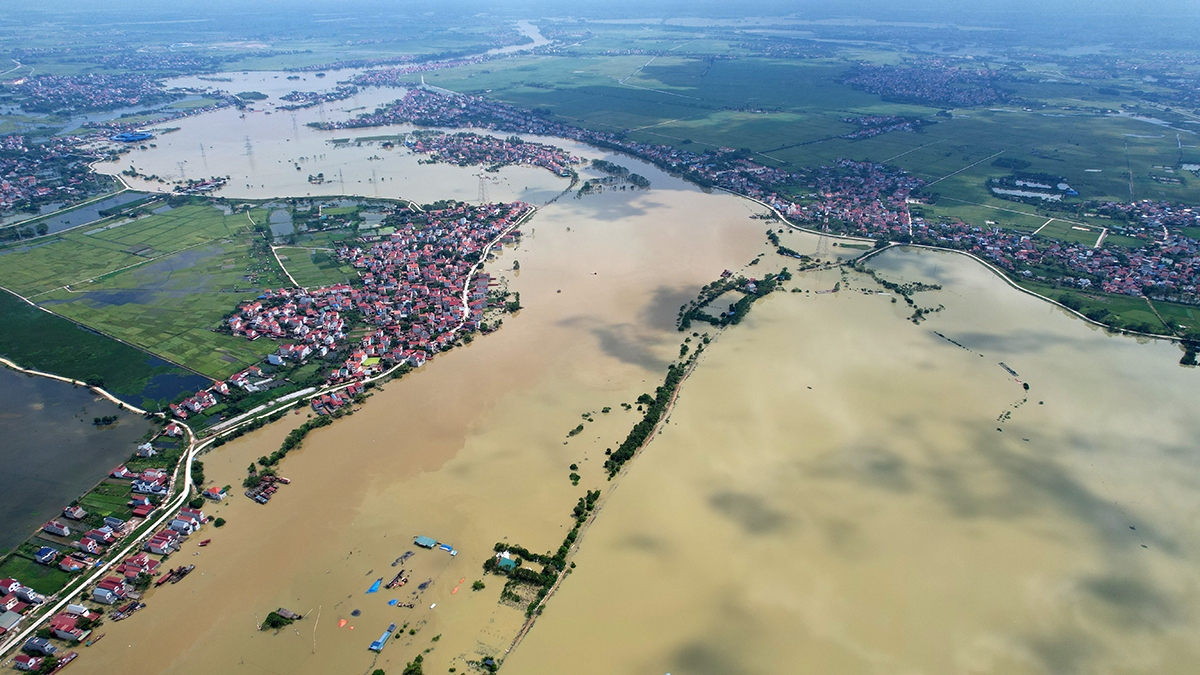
xmin=111 ymin=131 xmax=153 ymax=143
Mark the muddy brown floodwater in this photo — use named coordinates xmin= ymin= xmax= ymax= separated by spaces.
xmin=80 ymin=136 xmax=767 ymax=673
xmin=508 ymin=248 xmax=1200 ymax=675
xmin=79 ymin=72 xmax=1200 ymax=675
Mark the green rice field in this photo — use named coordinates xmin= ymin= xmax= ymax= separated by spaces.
xmin=0 ymin=202 xmax=290 ymax=379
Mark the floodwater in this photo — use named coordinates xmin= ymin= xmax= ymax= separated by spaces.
xmin=7 ymin=191 xmax=150 ymax=237
xmin=487 ymin=20 xmax=553 ymax=55
xmin=93 ymin=72 xmax=569 ymax=206
xmin=78 ymin=112 xmax=768 ymax=674
xmin=76 ymin=70 xmax=1200 ymax=675
xmin=0 ymin=367 xmax=154 ymax=554
xmin=508 ymin=248 xmax=1200 ymax=675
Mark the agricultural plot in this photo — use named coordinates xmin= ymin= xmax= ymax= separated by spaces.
xmin=430 ymin=51 xmax=1197 ymax=249
xmin=1020 ymin=280 xmax=1184 ymax=334
xmin=1036 ymin=221 xmax=1104 ymax=248
xmin=0 ymin=547 xmax=73 ymax=595
xmin=77 ymin=481 xmax=134 ymax=521
xmin=275 ymin=247 xmax=356 ymax=288
xmin=0 ymin=290 xmax=205 ymax=408
xmin=0 ymin=202 xmax=289 ymax=380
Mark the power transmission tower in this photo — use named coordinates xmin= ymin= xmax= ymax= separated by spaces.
xmin=815 ymin=219 xmax=830 ymax=258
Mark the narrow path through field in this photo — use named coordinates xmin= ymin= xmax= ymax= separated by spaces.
xmin=940 ymin=196 xmax=1092 ymax=229
xmin=882 ymin=139 xmax=947 ymax=163
xmin=924 ymin=150 xmax=1005 ymax=187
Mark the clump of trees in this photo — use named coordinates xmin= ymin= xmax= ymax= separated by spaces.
xmin=93 ymin=415 xmax=119 ymax=426
xmin=260 ymin=611 xmax=294 ymax=631
xmin=483 ymin=490 xmax=601 ymax=616
xmin=243 ymin=415 xmax=333 ymax=484
xmin=677 ymin=269 xmax=792 ymax=331
xmin=603 ymin=365 xmax=686 ymax=477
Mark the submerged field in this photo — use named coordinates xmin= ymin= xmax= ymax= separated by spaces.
xmin=0 ymin=201 xmax=290 ymax=380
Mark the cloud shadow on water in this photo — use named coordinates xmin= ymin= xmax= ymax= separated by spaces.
xmin=641 ymin=284 xmax=698 ymax=332
xmin=708 ymin=491 xmax=791 ymax=535
xmin=804 ymin=442 xmax=915 ymax=494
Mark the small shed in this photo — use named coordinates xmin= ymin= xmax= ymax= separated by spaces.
xmin=413 ymin=536 xmax=437 ymax=549
xmin=496 ymin=557 xmax=518 ymax=572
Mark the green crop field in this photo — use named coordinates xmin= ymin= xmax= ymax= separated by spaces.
xmin=1035 ymin=221 xmax=1105 ymax=247
xmin=425 ymin=47 xmax=1199 ymax=243
xmin=78 ymin=481 xmax=134 ymax=520
xmin=276 ymin=247 xmax=356 ymax=288
xmin=0 ymin=290 xmax=203 ymax=408
xmin=0 ymin=202 xmax=290 ymax=380
xmin=0 ymin=548 xmax=73 ymax=595
xmin=1018 ymin=280 xmax=1194 ymax=334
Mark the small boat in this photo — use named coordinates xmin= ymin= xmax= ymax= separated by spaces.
xmin=369 ymin=623 xmax=396 ymax=652
xmin=85 ymin=633 xmax=105 ymax=647
xmin=171 ymin=565 xmax=195 ymax=584
xmin=198 ymin=539 xmax=211 ymax=547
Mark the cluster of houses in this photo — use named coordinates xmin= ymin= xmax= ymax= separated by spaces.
xmin=0 ymin=134 xmax=107 ymax=215
xmin=407 ymin=131 xmax=581 ymax=177
xmin=162 ymin=200 xmax=525 ymax=423
xmin=0 ymin=579 xmax=45 ymax=638
xmin=168 ymin=381 xmax=233 ymax=420
xmin=783 ymin=159 xmax=921 ymax=236
xmin=310 ymin=382 xmax=364 ymax=414
xmin=1 ymin=500 xmax=211 ymax=666
xmin=41 ymin=502 xmax=134 ymax=560
xmin=839 ymin=60 xmax=1007 ymax=107
xmin=229 ymin=292 xmax=347 ymax=347
xmin=318 ymin=89 xmax=1200 ymax=309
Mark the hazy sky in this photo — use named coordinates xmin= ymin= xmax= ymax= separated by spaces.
xmin=7 ymin=0 xmax=1199 ymax=48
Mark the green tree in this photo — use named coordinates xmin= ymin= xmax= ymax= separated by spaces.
xmin=402 ymin=655 xmax=424 ymax=675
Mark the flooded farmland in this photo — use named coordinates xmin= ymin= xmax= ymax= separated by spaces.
xmin=79 ymin=103 xmax=769 ymax=673
xmin=508 ymin=248 xmax=1200 ymax=675
xmin=75 ymin=71 xmax=1200 ymax=675
xmin=0 ymin=368 xmax=154 ymax=554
